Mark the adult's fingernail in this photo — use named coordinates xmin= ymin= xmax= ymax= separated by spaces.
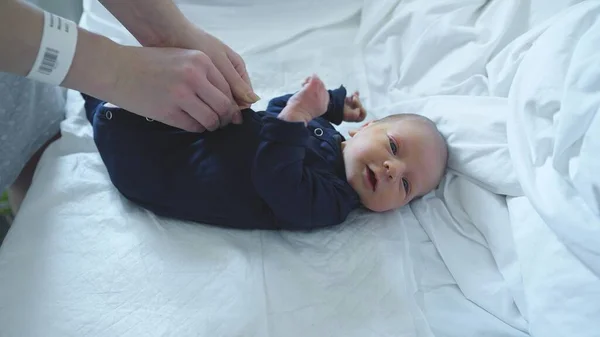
xmin=244 ymin=92 xmax=261 ymax=103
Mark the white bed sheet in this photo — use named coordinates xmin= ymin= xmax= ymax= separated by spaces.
xmin=0 ymin=2 xmax=429 ymax=337
xmin=358 ymin=0 xmax=600 ymax=336
xmin=1 ymin=1 xmax=599 ymax=337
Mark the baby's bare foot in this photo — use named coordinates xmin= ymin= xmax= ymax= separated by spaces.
xmin=280 ymin=75 xmax=329 ymax=123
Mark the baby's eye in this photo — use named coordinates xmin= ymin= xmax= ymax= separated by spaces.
xmin=389 ymin=137 xmax=398 ymax=155
xmin=402 ymin=178 xmax=410 ymax=194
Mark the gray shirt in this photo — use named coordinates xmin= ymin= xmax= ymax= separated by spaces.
xmin=0 ymin=72 xmax=65 ymax=192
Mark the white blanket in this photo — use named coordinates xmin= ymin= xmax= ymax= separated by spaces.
xmin=359 ymin=0 xmax=600 ymax=336
xmin=506 ymin=3 xmax=600 ymax=335
xmin=1 ymin=1 xmax=599 ymax=336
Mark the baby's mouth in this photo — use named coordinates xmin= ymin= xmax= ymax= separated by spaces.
xmin=367 ymin=167 xmax=377 ymax=192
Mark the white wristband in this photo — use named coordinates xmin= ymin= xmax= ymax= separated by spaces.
xmin=27 ymin=11 xmax=78 ymax=86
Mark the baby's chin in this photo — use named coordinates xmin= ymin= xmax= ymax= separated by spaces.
xmin=360 ymin=197 xmax=405 ymax=213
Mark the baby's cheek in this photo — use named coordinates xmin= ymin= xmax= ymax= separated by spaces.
xmin=346 ymin=147 xmax=366 ymax=164
xmin=386 ymin=189 xmax=406 ymax=210
xmin=355 ymin=144 xmax=374 ymax=157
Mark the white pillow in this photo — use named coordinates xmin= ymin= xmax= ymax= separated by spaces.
xmin=365 ymin=95 xmax=522 ymax=197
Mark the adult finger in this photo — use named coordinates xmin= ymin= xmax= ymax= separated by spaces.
xmin=229 ymin=49 xmax=253 ymax=89
xmin=204 ymin=58 xmax=234 ymax=101
xmin=165 ymin=110 xmax=206 ymax=133
xmin=232 ymin=65 xmax=253 ymax=110
xmin=203 ymin=61 xmax=244 ymax=123
xmin=198 ymin=75 xmax=238 ymax=126
xmin=227 ymin=49 xmax=258 ymax=109
xmin=219 ymin=50 xmax=259 ymax=105
xmin=231 ymin=110 xmax=243 ymax=124
xmin=180 ymin=95 xmax=221 ymax=131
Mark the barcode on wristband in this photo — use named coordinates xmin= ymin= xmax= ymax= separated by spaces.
xmin=26 ymin=11 xmax=77 ymax=85
xmin=38 ymin=47 xmax=59 ymax=75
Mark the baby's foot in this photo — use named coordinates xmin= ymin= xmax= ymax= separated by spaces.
xmin=280 ymin=75 xmax=329 ymax=123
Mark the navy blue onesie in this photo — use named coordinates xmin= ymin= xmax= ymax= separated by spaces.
xmin=82 ymin=87 xmax=360 ymax=231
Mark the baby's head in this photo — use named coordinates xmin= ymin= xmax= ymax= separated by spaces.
xmin=341 ymin=113 xmax=448 ymax=212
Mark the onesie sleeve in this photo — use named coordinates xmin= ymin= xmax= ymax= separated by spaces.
xmin=251 ymin=115 xmax=355 ymax=230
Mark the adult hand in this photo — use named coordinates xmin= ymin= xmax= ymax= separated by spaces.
xmin=1 ymin=0 xmax=259 ymax=132
xmin=106 ymin=29 xmax=258 ymax=132
xmin=91 ymin=1 xmax=259 ymax=131
xmin=101 ymin=45 xmax=238 ymax=132
xmin=173 ymin=28 xmax=258 ymax=111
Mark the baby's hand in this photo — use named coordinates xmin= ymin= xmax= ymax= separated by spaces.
xmin=278 ymin=74 xmax=329 ymax=124
xmin=343 ymin=91 xmax=367 ymax=122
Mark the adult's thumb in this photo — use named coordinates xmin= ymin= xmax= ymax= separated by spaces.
xmin=229 ymin=73 xmax=259 ymax=105
xmin=237 ymin=85 xmax=260 ymax=104
xmin=224 ymin=51 xmax=260 ymax=104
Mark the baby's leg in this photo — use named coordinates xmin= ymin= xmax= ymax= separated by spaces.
xmin=81 ymin=93 xmax=104 ymax=123
xmin=280 ymin=75 xmax=329 ymax=119
xmin=88 ymin=103 xmax=204 ymax=205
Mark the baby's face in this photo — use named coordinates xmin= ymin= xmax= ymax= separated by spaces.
xmin=341 ymin=117 xmax=446 ymax=212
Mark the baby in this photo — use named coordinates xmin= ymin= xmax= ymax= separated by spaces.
xmin=82 ymin=75 xmax=447 ymax=231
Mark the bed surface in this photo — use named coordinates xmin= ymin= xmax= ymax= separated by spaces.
xmin=1 ymin=1 xmax=599 ymax=336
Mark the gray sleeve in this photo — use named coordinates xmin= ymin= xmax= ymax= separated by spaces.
xmin=0 ymin=73 xmax=66 ymax=192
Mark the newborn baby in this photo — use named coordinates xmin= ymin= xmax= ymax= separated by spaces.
xmin=83 ymin=75 xmax=447 ymax=231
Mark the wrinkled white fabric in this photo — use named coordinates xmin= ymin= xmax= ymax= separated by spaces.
xmin=1 ymin=1 xmax=600 ymax=337
xmin=359 ymin=0 xmax=600 ymax=336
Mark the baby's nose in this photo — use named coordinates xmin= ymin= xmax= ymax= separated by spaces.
xmin=384 ymin=161 xmax=402 ymax=180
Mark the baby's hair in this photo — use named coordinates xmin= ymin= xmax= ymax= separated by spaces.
xmin=377 ymin=113 xmax=449 ymax=186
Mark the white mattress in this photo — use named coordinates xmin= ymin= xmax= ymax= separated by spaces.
xmin=1 ymin=1 xmax=599 ymax=336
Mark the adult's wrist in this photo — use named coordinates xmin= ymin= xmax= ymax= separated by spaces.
xmin=61 ymin=28 xmax=121 ymax=101
xmin=156 ymin=21 xmax=205 ymax=49
xmin=135 ymin=19 xmax=196 ymax=48
xmin=98 ymin=0 xmax=196 ymax=49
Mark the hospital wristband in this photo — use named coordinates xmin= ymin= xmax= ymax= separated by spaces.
xmin=27 ymin=11 xmax=78 ymax=86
